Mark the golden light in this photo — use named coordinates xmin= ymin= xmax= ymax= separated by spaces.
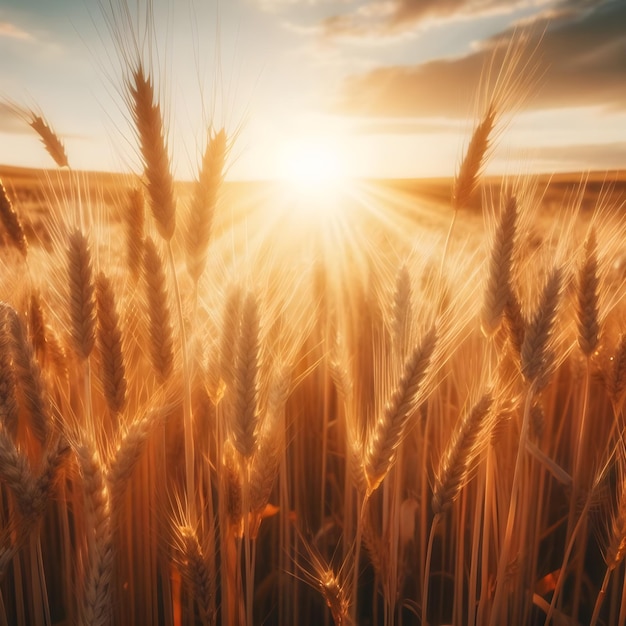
xmin=278 ymin=137 xmax=346 ymax=186
xmin=275 ymin=136 xmax=350 ymax=223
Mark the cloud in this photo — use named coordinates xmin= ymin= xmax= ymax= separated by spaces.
xmin=0 ymin=21 xmax=33 ymax=41
xmin=506 ymin=141 xmax=626 ymax=171
xmin=332 ymin=0 xmax=626 ymax=117
xmin=319 ymin=0 xmax=544 ymax=38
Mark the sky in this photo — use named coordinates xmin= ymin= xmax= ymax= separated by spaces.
xmin=0 ymin=0 xmax=625 ymax=180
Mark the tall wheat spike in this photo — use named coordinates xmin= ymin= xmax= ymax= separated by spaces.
xmin=452 ymin=104 xmax=496 ymax=212
xmin=521 ymin=267 xmax=563 ymax=386
xmin=28 ymin=113 xmax=69 ymax=168
xmin=364 ymin=325 xmax=437 ymax=494
xmin=7 ymin=307 xmax=51 ymax=445
xmin=129 ymin=63 xmax=176 ymax=241
xmin=0 ymin=179 xmax=27 ymax=256
xmin=124 ymin=187 xmax=145 ymax=281
xmin=231 ymin=291 xmax=261 ymax=460
xmin=186 ymin=128 xmax=227 ymax=282
xmin=576 ymin=229 xmax=600 ymax=357
xmin=432 ymin=392 xmax=494 ymax=514
xmin=482 ymin=195 xmax=517 ymax=337
xmin=143 ymin=237 xmax=174 ymax=382
xmin=76 ymin=440 xmax=113 ymax=626
xmin=95 ymin=272 xmax=127 ymax=415
xmin=67 ymin=229 xmax=97 ymax=361
xmin=0 ymin=307 xmax=20 ymax=439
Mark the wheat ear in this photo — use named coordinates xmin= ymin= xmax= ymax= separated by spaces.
xmin=452 ymin=104 xmax=496 ymax=211
xmin=67 ymin=229 xmax=96 ymax=361
xmin=220 ymin=285 xmax=242 ymax=389
xmin=28 ymin=291 xmax=47 ymax=361
xmin=106 ymin=407 xmax=167 ymax=509
xmin=0 ymin=308 xmax=20 ymax=439
xmin=231 ymin=292 xmax=261 ymax=460
xmin=0 ymin=179 xmax=27 ymax=256
xmin=608 ymin=335 xmax=626 ymax=411
xmin=172 ymin=524 xmax=216 ymax=626
xmin=249 ymin=374 xmax=290 ymax=537
xmin=391 ymin=262 xmax=412 ymax=356
xmin=0 ymin=426 xmax=35 ymax=517
xmin=482 ymin=195 xmax=517 ymax=337
xmin=95 ymin=272 xmax=127 ymax=415
xmin=7 ymin=308 xmax=51 ymax=445
xmin=432 ymin=392 xmax=494 ymax=514
xmin=76 ymin=440 xmax=113 ymax=626
xmin=28 ymin=113 xmax=69 ymax=168
xmin=129 ymin=63 xmax=176 ymax=241
xmin=124 ymin=187 xmax=145 ymax=281
xmin=186 ymin=128 xmax=227 ymax=282
xmin=364 ymin=325 xmax=437 ymax=494
xmin=576 ymin=229 xmax=600 ymax=357
xmin=143 ymin=237 xmax=174 ymax=382
xmin=504 ymin=284 xmax=526 ymax=359
xmin=521 ymin=267 xmax=563 ymax=386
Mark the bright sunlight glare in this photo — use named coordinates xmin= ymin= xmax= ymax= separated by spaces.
xmin=276 ymin=136 xmax=351 ymax=222
xmin=278 ymin=137 xmax=346 ymax=187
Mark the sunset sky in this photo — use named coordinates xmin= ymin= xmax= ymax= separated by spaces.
xmin=0 ymin=0 xmax=624 ymax=180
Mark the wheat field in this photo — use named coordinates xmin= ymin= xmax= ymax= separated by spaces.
xmin=1 ymin=5 xmax=626 ymax=626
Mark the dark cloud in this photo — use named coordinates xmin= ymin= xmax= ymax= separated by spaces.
xmin=333 ymin=0 xmax=626 ymax=117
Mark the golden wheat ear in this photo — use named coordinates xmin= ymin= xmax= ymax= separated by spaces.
xmin=129 ymin=62 xmax=176 ymax=242
xmin=67 ymin=229 xmax=97 ymax=361
xmin=170 ymin=521 xmax=216 ymax=626
xmin=142 ymin=236 xmax=174 ymax=383
xmin=75 ymin=438 xmax=113 ymax=626
xmin=124 ymin=186 xmax=145 ymax=282
xmin=364 ymin=324 xmax=437 ymax=495
xmin=431 ymin=391 xmax=495 ymax=515
xmin=28 ymin=112 xmax=69 ymax=168
xmin=95 ymin=272 xmax=127 ymax=416
xmin=482 ymin=195 xmax=518 ymax=337
xmin=186 ymin=128 xmax=227 ymax=283
xmin=0 ymin=180 xmax=28 ymax=257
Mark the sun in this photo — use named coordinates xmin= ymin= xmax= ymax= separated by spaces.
xmin=277 ymin=136 xmax=347 ymax=191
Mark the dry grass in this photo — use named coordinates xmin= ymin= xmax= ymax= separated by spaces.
xmin=0 ymin=6 xmax=626 ymax=626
